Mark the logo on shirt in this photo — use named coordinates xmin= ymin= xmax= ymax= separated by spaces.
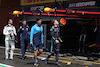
xmin=26 ymin=28 xmax=28 ymax=31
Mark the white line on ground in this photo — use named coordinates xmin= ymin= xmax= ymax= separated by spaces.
xmin=0 ymin=46 xmax=21 ymax=50
xmin=13 ymin=52 xmax=46 ymax=61
xmin=0 ymin=46 xmax=95 ymax=60
xmin=0 ymin=63 xmax=14 ymax=67
xmin=0 ymin=46 xmax=46 ymax=61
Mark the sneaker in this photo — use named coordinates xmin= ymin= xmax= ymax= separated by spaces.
xmin=9 ymin=58 xmax=14 ymax=61
xmin=34 ymin=62 xmax=39 ymax=66
xmin=56 ymin=62 xmax=61 ymax=66
xmin=45 ymin=58 xmax=48 ymax=64
xmin=4 ymin=57 xmax=8 ymax=60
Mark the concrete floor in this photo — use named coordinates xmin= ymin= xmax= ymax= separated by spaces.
xmin=0 ymin=47 xmax=100 ymax=67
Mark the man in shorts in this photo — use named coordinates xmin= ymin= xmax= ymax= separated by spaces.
xmin=30 ymin=18 xmax=43 ymax=66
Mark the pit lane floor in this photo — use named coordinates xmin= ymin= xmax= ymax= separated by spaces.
xmin=0 ymin=46 xmax=100 ymax=67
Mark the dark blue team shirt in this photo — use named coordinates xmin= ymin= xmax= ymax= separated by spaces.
xmin=18 ymin=25 xmax=30 ymax=39
xmin=30 ymin=24 xmax=43 ymax=46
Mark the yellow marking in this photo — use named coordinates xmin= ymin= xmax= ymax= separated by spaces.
xmin=49 ymin=58 xmax=54 ymax=61
xmin=48 ymin=58 xmax=71 ymax=65
xmin=26 ymin=52 xmax=100 ymax=65
xmin=85 ymin=66 xmax=89 ymax=67
xmin=41 ymin=54 xmax=100 ymax=65
xmin=26 ymin=52 xmax=71 ymax=65
xmin=98 ymin=60 xmax=100 ymax=61
xmin=27 ymin=56 xmax=32 ymax=58
xmin=59 ymin=60 xmax=71 ymax=65
xmin=41 ymin=54 xmax=73 ymax=60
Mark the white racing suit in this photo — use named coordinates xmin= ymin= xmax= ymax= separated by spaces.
xmin=3 ymin=24 xmax=17 ymax=59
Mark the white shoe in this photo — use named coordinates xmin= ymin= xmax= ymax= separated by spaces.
xmin=34 ymin=62 xmax=39 ymax=66
xmin=9 ymin=58 xmax=13 ymax=61
xmin=5 ymin=57 xmax=8 ymax=60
